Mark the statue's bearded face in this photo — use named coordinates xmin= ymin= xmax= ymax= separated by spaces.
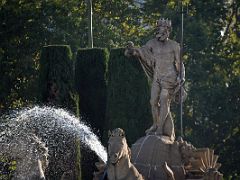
xmin=156 ymin=25 xmax=170 ymax=41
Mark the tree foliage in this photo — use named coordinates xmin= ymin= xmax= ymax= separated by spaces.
xmin=0 ymin=0 xmax=86 ymax=112
xmin=92 ymin=0 xmax=145 ymax=47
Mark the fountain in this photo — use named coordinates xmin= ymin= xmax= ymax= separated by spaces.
xmin=93 ymin=18 xmax=223 ymax=180
xmin=0 ymin=16 xmax=224 ymax=180
xmin=0 ymin=106 xmax=107 ymax=179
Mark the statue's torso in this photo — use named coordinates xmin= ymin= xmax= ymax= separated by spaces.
xmin=146 ymin=39 xmax=178 ymax=83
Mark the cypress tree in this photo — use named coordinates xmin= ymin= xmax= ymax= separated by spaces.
xmin=39 ymin=45 xmax=77 ymax=110
xmin=39 ymin=45 xmax=81 ymax=180
xmin=105 ymin=48 xmax=152 ymax=145
xmin=75 ymin=48 xmax=109 ymax=136
xmin=75 ymin=48 xmax=109 ymax=180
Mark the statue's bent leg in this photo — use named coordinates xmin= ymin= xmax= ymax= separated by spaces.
xmin=163 ymin=113 xmax=175 ymax=140
xmin=156 ymin=88 xmax=170 ymax=135
xmin=146 ymin=81 xmax=160 ymax=134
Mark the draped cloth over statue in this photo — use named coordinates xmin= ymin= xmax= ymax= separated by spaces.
xmin=137 ymin=45 xmax=187 ymax=103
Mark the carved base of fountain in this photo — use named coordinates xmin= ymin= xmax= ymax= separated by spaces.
xmin=131 ymin=135 xmax=223 ymax=180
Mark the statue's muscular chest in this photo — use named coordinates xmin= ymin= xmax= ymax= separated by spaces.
xmin=151 ymin=42 xmax=174 ymax=58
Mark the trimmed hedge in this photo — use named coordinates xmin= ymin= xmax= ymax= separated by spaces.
xmin=75 ymin=48 xmax=109 ymax=180
xmin=39 ymin=45 xmax=76 ymax=110
xmin=75 ymin=48 xmax=109 ymax=136
xmin=39 ymin=45 xmax=81 ymax=180
xmin=105 ymin=48 xmax=152 ymax=144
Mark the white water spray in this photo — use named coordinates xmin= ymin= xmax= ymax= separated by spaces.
xmin=1 ymin=106 xmax=107 ymax=164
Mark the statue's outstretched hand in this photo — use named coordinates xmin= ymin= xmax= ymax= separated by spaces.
xmin=124 ymin=41 xmax=139 ymax=57
xmin=126 ymin=41 xmax=134 ymax=49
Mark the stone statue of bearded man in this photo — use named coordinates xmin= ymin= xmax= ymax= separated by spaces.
xmin=125 ymin=18 xmax=186 ymax=141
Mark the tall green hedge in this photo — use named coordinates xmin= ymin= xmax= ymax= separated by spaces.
xmin=75 ymin=48 xmax=109 ymax=136
xmin=39 ymin=45 xmax=81 ymax=180
xmin=105 ymin=48 xmax=152 ymax=145
xmin=39 ymin=45 xmax=77 ymax=110
xmin=75 ymin=48 xmax=109 ymax=180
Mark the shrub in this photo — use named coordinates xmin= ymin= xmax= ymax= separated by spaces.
xmin=75 ymin=48 xmax=109 ymax=180
xmin=39 ymin=45 xmax=76 ymax=110
xmin=105 ymin=48 xmax=152 ymax=144
xmin=39 ymin=45 xmax=80 ymax=179
xmin=75 ymin=48 xmax=109 ymax=137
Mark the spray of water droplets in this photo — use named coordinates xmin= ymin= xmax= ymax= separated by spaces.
xmin=0 ymin=106 xmax=107 ymax=164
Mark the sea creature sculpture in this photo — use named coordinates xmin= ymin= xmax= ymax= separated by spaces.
xmin=107 ymin=128 xmax=144 ymax=180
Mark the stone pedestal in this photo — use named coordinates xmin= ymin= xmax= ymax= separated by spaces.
xmin=93 ymin=131 xmax=223 ymax=180
xmin=131 ymin=135 xmax=223 ymax=180
xmin=131 ymin=135 xmax=185 ymax=180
